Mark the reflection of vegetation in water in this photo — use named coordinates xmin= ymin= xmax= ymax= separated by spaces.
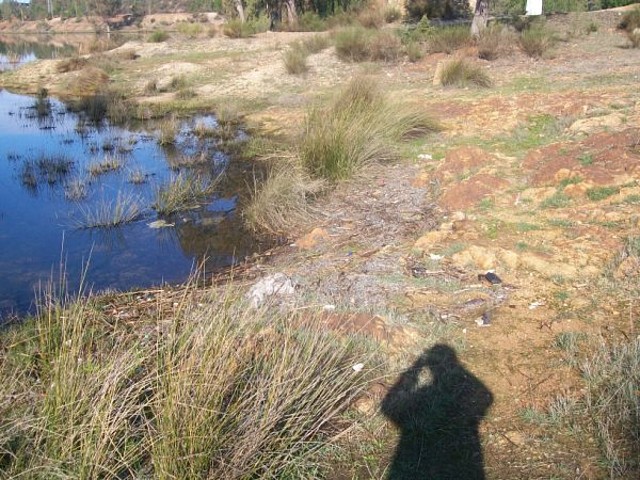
xmin=0 ymin=38 xmax=77 ymax=60
xmin=18 ymin=153 xmax=74 ymax=190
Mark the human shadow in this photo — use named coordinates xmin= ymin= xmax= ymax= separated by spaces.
xmin=381 ymin=344 xmax=493 ymax=480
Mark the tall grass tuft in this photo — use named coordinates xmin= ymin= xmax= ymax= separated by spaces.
xmin=300 ymin=76 xmax=441 ymax=181
xmin=75 ymin=192 xmax=143 ymax=228
xmin=282 ymin=42 xmax=309 ymax=75
xmin=154 ymin=172 xmax=220 ymax=215
xmin=429 ymin=25 xmax=472 ymax=54
xmin=477 ymin=24 xmax=513 ymax=60
xmin=245 ymin=160 xmax=325 ymax=234
xmin=582 ymin=338 xmax=640 ymax=478
xmin=0 ymin=286 xmax=380 ymax=477
xmin=519 ymin=24 xmax=556 ymax=58
xmin=440 ymin=58 xmax=493 ymax=88
xmin=334 ymin=26 xmax=372 ymax=62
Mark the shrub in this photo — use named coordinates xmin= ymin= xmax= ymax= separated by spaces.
xmin=176 ymin=21 xmax=203 ymax=38
xmin=334 ymin=26 xmax=371 ymax=62
xmin=245 ymin=161 xmax=324 ymax=234
xmin=357 ymin=8 xmax=384 ymax=29
xmin=300 ymin=76 xmax=441 ymax=180
xmin=302 ymin=34 xmax=331 ymax=53
xmin=297 ymin=11 xmax=327 ymax=31
xmin=406 ymin=0 xmax=470 ymax=22
xmin=148 ymin=29 xmax=169 ymax=42
xmin=519 ymin=25 xmax=556 ymax=58
xmin=56 ymin=56 xmax=88 ymax=73
xmin=405 ymin=41 xmax=424 ymax=62
xmin=477 ymin=24 xmax=513 ymax=60
xmin=282 ymin=42 xmax=309 ymax=74
xmin=439 ymin=58 xmax=492 ymax=87
xmin=384 ymin=6 xmax=402 ymax=23
xmin=368 ymin=30 xmax=403 ymax=62
xmin=158 ymin=116 xmax=179 ymax=146
xmin=429 ymin=25 xmax=472 ymax=54
xmin=618 ymin=5 xmax=640 ymax=32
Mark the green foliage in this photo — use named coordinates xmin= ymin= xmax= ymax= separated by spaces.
xmin=300 ymin=76 xmax=441 ymax=180
xmin=297 ymin=11 xmax=327 ymax=31
xmin=335 ymin=26 xmax=372 ymax=61
xmin=368 ymin=30 xmax=403 ymax=62
xmin=405 ymin=0 xmax=470 ymax=21
xmin=154 ymin=172 xmax=220 ymax=215
xmin=439 ymin=59 xmax=492 ymax=88
xmin=586 ymin=185 xmax=620 ymax=201
xmin=429 ymin=25 xmax=472 ymax=54
xmin=148 ymin=29 xmax=169 ymax=43
xmin=519 ymin=24 xmax=556 ymax=58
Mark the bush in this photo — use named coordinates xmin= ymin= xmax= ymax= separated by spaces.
xmin=368 ymin=30 xmax=403 ymax=62
xmin=302 ymin=34 xmax=331 ymax=53
xmin=519 ymin=24 xmax=556 ymax=58
xmin=176 ymin=21 xmax=203 ymax=38
xmin=429 ymin=25 xmax=472 ymax=54
xmin=154 ymin=172 xmax=220 ymax=215
xmin=357 ymin=7 xmax=384 ymax=29
xmin=619 ymin=6 xmax=640 ymax=32
xmin=406 ymin=0 xmax=470 ymax=21
xmin=296 ymin=11 xmax=327 ymax=31
xmin=384 ymin=6 xmax=402 ymax=23
xmin=282 ymin=42 xmax=309 ymax=74
xmin=335 ymin=26 xmax=372 ymax=62
xmin=405 ymin=41 xmax=424 ymax=62
xmin=477 ymin=24 xmax=513 ymax=60
xmin=223 ymin=18 xmax=253 ymax=38
xmin=439 ymin=58 xmax=492 ymax=87
xmin=300 ymin=76 xmax=441 ymax=180
xmin=148 ymin=29 xmax=169 ymax=42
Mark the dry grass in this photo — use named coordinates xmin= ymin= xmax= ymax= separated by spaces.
xmin=439 ymin=58 xmax=492 ymax=88
xmin=68 ymin=67 xmax=110 ymax=96
xmin=477 ymin=24 xmax=514 ymax=60
xmin=368 ymin=30 xmax=403 ymax=62
xmin=56 ymin=56 xmax=88 ymax=73
xmin=282 ymin=42 xmax=309 ymax=75
xmin=519 ymin=24 xmax=556 ymax=58
xmin=0 ymin=285 xmax=380 ymax=477
xmin=153 ymin=172 xmax=221 ymax=216
xmin=244 ymin=160 xmax=325 ymax=235
xmin=429 ymin=25 xmax=472 ymax=54
xmin=300 ymin=76 xmax=441 ymax=180
xmin=74 ymin=192 xmax=143 ymax=228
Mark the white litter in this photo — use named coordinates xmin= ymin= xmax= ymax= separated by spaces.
xmin=246 ymin=273 xmax=295 ymax=308
xmin=352 ymin=363 xmax=365 ymax=372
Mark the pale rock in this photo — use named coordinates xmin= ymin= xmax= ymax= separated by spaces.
xmin=246 ymin=273 xmax=295 ymax=308
xmin=568 ymin=113 xmax=625 ymax=135
xmin=451 ymin=211 xmax=466 ymax=222
xmin=553 ymin=168 xmax=573 ymax=183
xmin=497 ymin=249 xmax=520 ymax=270
xmin=563 ymin=183 xmax=589 ymax=198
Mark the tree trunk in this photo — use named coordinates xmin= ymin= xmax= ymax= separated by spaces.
xmin=235 ymin=0 xmax=245 ymax=22
xmin=470 ymin=0 xmax=489 ymax=37
xmin=284 ymin=0 xmax=297 ymax=25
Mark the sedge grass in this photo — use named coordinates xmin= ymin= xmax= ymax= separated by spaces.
xmin=439 ymin=58 xmax=493 ymax=88
xmin=0 ymin=284 xmax=380 ymax=477
xmin=300 ymin=76 xmax=441 ymax=181
xmin=153 ymin=172 xmax=221 ymax=216
xmin=74 ymin=192 xmax=143 ymax=229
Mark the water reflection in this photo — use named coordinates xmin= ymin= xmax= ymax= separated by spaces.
xmin=0 ymin=90 xmax=260 ymax=318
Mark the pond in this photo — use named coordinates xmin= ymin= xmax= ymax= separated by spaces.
xmin=0 ymin=89 xmax=260 ymax=319
xmin=0 ymin=34 xmax=79 ymax=70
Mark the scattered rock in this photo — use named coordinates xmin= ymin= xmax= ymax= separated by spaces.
xmin=568 ymin=113 xmax=625 ymax=135
xmin=246 ymin=273 xmax=295 ymax=308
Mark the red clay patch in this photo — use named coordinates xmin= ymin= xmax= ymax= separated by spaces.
xmin=440 ymin=173 xmax=510 ymax=210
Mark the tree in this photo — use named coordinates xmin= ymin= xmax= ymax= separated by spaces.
xmin=471 ymin=0 xmax=489 ymax=36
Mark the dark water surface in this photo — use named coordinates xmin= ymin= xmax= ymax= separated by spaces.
xmin=0 ymin=90 xmax=256 ymax=317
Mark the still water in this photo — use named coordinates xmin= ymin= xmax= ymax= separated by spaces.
xmin=0 ymin=90 xmax=257 ymax=317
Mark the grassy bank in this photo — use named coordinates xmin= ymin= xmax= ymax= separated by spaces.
xmin=0 ymin=284 xmax=381 ymax=477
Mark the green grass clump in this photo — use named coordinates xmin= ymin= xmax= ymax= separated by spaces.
xmin=245 ymin=161 xmax=325 ymax=234
xmin=334 ymin=26 xmax=372 ymax=62
xmin=148 ymin=29 xmax=169 ymax=43
xmin=519 ymin=25 xmax=556 ymax=58
xmin=302 ymin=33 xmax=331 ymax=53
xmin=154 ymin=172 xmax=220 ymax=215
xmin=176 ymin=21 xmax=203 ymax=38
xmin=88 ymin=155 xmax=122 ymax=176
xmin=282 ymin=42 xmax=309 ymax=75
xmin=0 ymin=287 xmax=379 ymax=478
xmin=223 ymin=17 xmax=268 ymax=38
xmin=586 ymin=185 xmax=620 ymax=201
xmin=540 ymin=191 xmax=571 ymax=209
xmin=429 ymin=25 xmax=472 ymax=54
xmin=75 ymin=192 xmax=143 ymax=228
xmin=300 ymin=76 xmax=441 ymax=181
xmin=440 ymin=59 xmax=492 ymax=88
xmin=477 ymin=24 xmax=512 ymax=60
xmin=368 ymin=30 xmax=403 ymax=62
xmin=581 ymin=338 xmax=640 ymax=478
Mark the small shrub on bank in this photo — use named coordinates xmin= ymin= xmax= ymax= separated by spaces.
xmin=300 ymin=76 xmax=441 ymax=180
xmin=148 ymin=29 xmax=169 ymax=42
xmin=440 ymin=58 xmax=492 ymax=87
xmin=283 ymin=42 xmax=309 ymax=74
xmin=519 ymin=24 xmax=556 ymax=58
xmin=368 ymin=30 xmax=403 ymax=62
xmin=477 ymin=24 xmax=513 ymax=60
xmin=429 ymin=25 xmax=472 ymax=54
xmin=335 ymin=26 xmax=371 ymax=62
